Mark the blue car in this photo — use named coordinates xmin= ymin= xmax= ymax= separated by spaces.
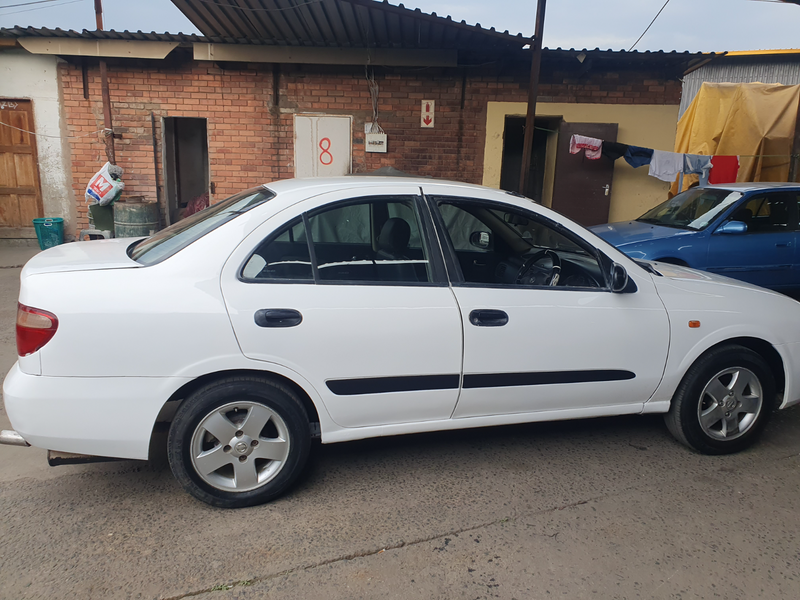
xmin=590 ymin=184 xmax=800 ymax=291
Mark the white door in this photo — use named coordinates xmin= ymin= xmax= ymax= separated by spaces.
xmin=294 ymin=115 xmax=352 ymax=177
xmin=221 ymin=186 xmax=462 ymax=428
xmin=426 ymin=192 xmax=670 ymax=418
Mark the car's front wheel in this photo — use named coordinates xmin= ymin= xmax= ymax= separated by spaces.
xmin=167 ymin=376 xmax=311 ymax=508
xmin=665 ymin=344 xmax=776 ymax=454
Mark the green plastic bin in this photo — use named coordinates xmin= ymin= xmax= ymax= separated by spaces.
xmin=33 ymin=218 xmax=64 ymax=250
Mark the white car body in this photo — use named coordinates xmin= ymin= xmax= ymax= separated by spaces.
xmin=5 ymin=178 xmax=800 ymax=468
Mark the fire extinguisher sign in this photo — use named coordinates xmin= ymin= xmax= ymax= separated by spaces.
xmin=421 ymin=100 xmax=435 ymax=128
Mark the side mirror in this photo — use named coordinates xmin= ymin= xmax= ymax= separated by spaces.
xmin=610 ymin=263 xmax=629 ymax=293
xmin=469 ymin=231 xmax=492 ymax=249
xmin=716 ymin=220 xmax=748 ymax=235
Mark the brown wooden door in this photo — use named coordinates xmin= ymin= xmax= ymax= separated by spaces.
xmin=550 ymin=122 xmax=618 ymax=227
xmin=0 ymin=100 xmax=43 ymax=232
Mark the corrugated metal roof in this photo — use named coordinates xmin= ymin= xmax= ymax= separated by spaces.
xmin=168 ymin=0 xmax=528 ymax=50
xmin=0 ymin=25 xmax=711 ymax=71
xmin=680 ymin=54 xmax=800 ymax=117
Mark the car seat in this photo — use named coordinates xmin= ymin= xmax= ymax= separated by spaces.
xmin=375 ymin=218 xmax=418 ymax=282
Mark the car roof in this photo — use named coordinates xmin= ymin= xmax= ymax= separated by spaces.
xmin=260 ymin=176 xmax=500 ymax=195
xmin=704 ymin=182 xmax=800 ymax=192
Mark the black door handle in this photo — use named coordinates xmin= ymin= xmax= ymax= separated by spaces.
xmin=254 ymin=309 xmax=303 ymax=328
xmin=469 ymin=309 xmax=508 ymax=327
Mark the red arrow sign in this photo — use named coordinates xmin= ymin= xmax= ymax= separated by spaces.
xmin=423 ymin=116 xmax=432 ymax=126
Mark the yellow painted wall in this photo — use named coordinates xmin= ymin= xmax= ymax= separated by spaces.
xmin=482 ymin=102 xmax=680 ymax=222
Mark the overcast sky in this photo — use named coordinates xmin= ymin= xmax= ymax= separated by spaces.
xmin=1 ymin=0 xmax=800 ymax=53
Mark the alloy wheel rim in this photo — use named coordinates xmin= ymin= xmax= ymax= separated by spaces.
xmin=190 ymin=401 xmax=291 ymax=492
xmin=697 ymin=367 xmax=763 ymax=441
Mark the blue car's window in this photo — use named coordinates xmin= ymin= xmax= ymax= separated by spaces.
xmin=736 ymin=194 xmax=796 ymax=233
xmin=637 ymin=189 xmax=742 ymax=231
xmin=130 ymin=186 xmax=275 ymax=266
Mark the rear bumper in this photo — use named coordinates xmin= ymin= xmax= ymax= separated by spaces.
xmin=2 ymin=364 xmax=190 ymax=460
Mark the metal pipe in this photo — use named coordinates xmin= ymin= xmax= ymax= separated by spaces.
xmin=0 ymin=430 xmax=30 ymax=447
xmin=94 ymin=0 xmax=115 ymax=164
xmin=519 ymin=0 xmax=547 ymax=197
xmin=94 ymin=0 xmax=103 ymax=30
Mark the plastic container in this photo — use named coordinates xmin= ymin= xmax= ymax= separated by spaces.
xmin=32 ymin=218 xmax=65 ymax=250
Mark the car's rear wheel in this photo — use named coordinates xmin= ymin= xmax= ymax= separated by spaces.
xmin=665 ymin=344 xmax=776 ymax=454
xmin=167 ymin=376 xmax=310 ymax=508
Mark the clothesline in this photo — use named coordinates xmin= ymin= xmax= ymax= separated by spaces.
xmin=568 ymin=134 xmax=767 ymax=186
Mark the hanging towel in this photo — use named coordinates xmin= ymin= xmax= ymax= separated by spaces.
xmin=708 ymin=156 xmax=740 ymax=184
xmin=683 ymin=154 xmax=713 ymax=187
xmin=649 ymin=150 xmax=685 ymax=182
xmin=623 ymin=146 xmax=654 ymax=169
xmin=602 ymin=141 xmax=629 ymax=161
xmin=569 ymin=134 xmax=603 ymax=159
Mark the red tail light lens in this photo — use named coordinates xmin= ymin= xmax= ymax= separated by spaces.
xmin=16 ymin=303 xmax=58 ymax=357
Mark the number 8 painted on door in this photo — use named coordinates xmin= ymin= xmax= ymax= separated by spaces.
xmin=319 ymin=138 xmax=333 ymax=166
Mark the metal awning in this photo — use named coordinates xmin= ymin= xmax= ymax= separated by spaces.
xmin=169 ymin=0 xmax=529 ymax=50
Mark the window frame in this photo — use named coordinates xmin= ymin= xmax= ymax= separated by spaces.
xmin=238 ymin=194 xmax=449 ymax=287
xmin=424 ymin=194 xmax=614 ymax=292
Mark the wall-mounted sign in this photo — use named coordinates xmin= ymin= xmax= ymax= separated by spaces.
xmin=365 ymin=132 xmax=388 ymax=153
xmin=421 ymin=100 xmax=435 ymax=128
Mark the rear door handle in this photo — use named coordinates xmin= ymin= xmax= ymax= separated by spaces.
xmin=254 ymin=309 xmax=303 ymax=328
xmin=469 ymin=309 xmax=508 ymax=327
xmin=776 ymin=242 xmax=791 ymax=247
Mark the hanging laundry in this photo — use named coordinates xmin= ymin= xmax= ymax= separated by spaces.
xmin=601 ymin=141 xmax=629 ymax=161
xmin=649 ymin=150 xmax=685 ymax=182
xmin=569 ymin=134 xmax=603 ymax=159
xmin=708 ymin=155 xmax=740 ymax=184
xmin=623 ymin=146 xmax=654 ymax=169
xmin=683 ymin=154 xmax=713 ymax=187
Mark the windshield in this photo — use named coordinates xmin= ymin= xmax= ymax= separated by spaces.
xmin=637 ymin=188 xmax=743 ymax=231
xmin=130 ymin=186 xmax=275 ymax=266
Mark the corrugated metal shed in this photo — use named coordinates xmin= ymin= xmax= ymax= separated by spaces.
xmin=680 ymin=53 xmax=800 ymax=117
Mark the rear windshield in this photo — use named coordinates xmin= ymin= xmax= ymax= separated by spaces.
xmin=636 ymin=188 xmax=743 ymax=231
xmin=129 ymin=187 xmax=275 ymax=266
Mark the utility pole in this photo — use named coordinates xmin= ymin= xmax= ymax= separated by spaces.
xmin=519 ymin=0 xmax=547 ymax=197
xmin=95 ymin=0 xmax=116 ymax=164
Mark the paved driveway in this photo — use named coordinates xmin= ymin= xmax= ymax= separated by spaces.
xmin=1 ymin=248 xmax=800 ymax=600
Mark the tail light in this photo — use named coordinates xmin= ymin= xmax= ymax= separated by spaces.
xmin=16 ymin=303 xmax=58 ymax=357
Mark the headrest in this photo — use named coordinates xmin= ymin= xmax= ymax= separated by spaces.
xmin=378 ymin=218 xmax=411 ymax=254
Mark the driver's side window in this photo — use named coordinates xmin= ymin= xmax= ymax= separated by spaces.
xmin=434 ymin=198 xmax=604 ymax=289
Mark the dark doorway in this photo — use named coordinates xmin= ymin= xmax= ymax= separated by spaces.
xmin=500 ymin=116 xmax=558 ymax=203
xmin=550 ymin=122 xmax=618 ymax=227
xmin=162 ymin=117 xmax=209 ymax=225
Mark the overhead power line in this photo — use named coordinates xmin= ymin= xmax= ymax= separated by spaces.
xmin=0 ymin=0 xmax=66 ymax=9
xmin=628 ymin=0 xmax=671 ymax=52
xmin=0 ymin=0 xmax=84 ymax=17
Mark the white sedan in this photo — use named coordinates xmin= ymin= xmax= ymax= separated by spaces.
xmin=4 ymin=177 xmax=800 ymax=508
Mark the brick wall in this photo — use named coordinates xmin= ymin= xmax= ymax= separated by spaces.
xmin=60 ymin=56 xmax=682 ymax=230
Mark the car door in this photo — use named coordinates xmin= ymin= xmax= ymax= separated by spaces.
xmin=425 ymin=190 xmax=670 ymax=419
xmin=706 ymin=192 xmax=798 ymax=289
xmin=221 ymin=186 xmax=464 ymax=429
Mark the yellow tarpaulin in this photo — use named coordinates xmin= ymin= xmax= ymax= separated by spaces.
xmin=671 ymin=82 xmax=800 ymax=195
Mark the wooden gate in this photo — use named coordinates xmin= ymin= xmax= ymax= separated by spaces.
xmin=0 ymin=99 xmax=43 ymax=236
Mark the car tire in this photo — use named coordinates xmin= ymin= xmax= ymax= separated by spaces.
xmin=167 ymin=376 xmax=311 ymax=508
xmin=665 ymin=344 xmax=776 ymax=455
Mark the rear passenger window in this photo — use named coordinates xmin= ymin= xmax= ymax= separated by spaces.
xmin=308 ymin=197 xmax=431 ymax=283
xmin=242 ymin=217 xmax=313 ymax=281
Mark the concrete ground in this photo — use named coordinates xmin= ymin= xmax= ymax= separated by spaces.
xmin=1 ymin=245 xmax=800 ymax=600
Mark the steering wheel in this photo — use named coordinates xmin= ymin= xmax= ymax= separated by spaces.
xmin=515 ymin=249 xmax=562 ymax=286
